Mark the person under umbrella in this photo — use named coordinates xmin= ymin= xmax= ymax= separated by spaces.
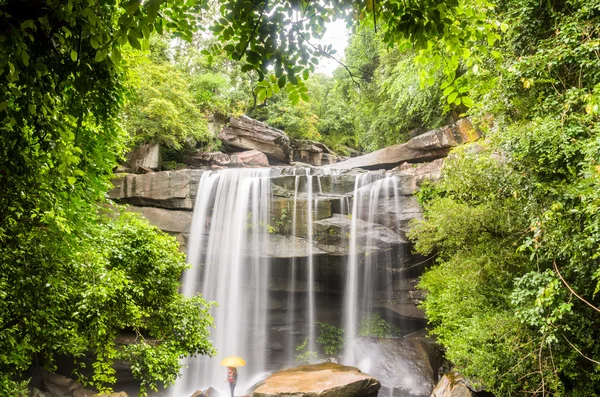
xmin=220 ymin=356 xmax=245 ymax=397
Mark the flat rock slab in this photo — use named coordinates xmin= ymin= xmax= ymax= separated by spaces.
xmin=253 ymin=362 xmax=380 ymax=397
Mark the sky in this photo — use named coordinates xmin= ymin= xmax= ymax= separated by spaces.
xmin=314 ymin=19 xmax=350 ymax=76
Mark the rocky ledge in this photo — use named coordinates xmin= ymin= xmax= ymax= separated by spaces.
xmin=252 ymin=362 xmax=381 ymax=397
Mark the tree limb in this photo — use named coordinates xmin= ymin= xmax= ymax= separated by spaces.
xmin=553 ymin=261 xmax=600 ymax=314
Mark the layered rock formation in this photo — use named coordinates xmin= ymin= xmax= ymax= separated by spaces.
xmin=334 ymin=119 xmax=478 ymax=170
xmin=292 ymin=140 xmax=337 ymax=166
xmin=219 ymin=115 xmax=293 ymax=163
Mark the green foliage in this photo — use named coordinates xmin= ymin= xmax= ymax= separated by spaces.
xmin=412 ymin=1 xmax=600 ymax=390
xmin=294 ymin=338 xmax=318 ymax=365
xmin=123 ymin=41 xmax=210 ymax=150
xmin=0 ymin=2 xmax=213 ymax=394
xmin=249 ymin=89 xmax=321 ymax=141
xmin=316 ymin=322 xmax=344 ymax=357
xmin=357 ymin=313 xmax=399 ymax=338
xmin=268 ymin=207 xmax=292 ymax=235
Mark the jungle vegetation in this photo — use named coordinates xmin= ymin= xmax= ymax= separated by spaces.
xmin=1 ymin=0 xmax=600 ymax=396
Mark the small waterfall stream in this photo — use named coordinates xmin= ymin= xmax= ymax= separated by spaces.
xmin=342 ymin=172 xmax=403 ymax=367
xmin=170 ymin=166 xmax=416 ymax=396
xmin=172 ymin=168 xmax=275 ymax=396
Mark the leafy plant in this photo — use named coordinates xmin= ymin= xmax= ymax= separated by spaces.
xmin=295 ymin=338 xmax=318 ymax=365
xmin=316 ymin=322 xmax=344 ymax=358
xmin=358 ymin=314 xmax=400 ymax=338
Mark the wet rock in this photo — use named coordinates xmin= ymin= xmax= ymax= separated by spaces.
xmin=354 ymin=195 xmax=423 ymax=235
xmin=92 ymin=393 xmax=129 ymax=397
xmin=252 ymin=362 xmax=380 ymax=397
xmin=219 ymin=115 xmax=292 ymax=163
xmin=271 ymin=197 xmax=333 ymax=238
xmin=352 ymin=337 xmax=443 ymax=397
xmin=271 ymin=172 xmax=362 ymax=196
xmin=183 ymin=151 xmax=231 ymax=167
xmin=314 ymin=214 xmax=407 ymax=256
xmin=109 ymin=169 xmax=202 ymax=210
xmin=190 ymin=387 xmax=220 ymax=397
xmin=231 ymin=149 xmax=270 ymax=167
xmin=249 ymin=234 xmax=326 ymax=258
xmin=334 ymin=119 xmax=478 ymax=170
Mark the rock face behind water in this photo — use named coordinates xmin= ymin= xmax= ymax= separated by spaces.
xmin=219 ymin=115 xmax=292 ymax=163
xmin=252 ymin=362 xmax=380 ymax=397
xmin=334 ymin=119 xmax=478 ymax=170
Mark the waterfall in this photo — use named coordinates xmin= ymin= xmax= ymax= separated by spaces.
xmin=343 ymin=172 xmax=402 ymax=364
xmin=172 ymin=168 xmax=275 ymax=396
xmin=170 ymin=166 xmax=409 ymax=396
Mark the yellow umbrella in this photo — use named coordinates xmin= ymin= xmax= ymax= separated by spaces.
xmin=220 ymin=356 xmax=246 ymax=367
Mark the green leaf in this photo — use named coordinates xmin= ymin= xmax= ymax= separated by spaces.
xmin=71 ymin=50 xmax=78 ymax=62
xmin=302 ymin=69 xmax=309 ymax=80
xmin=447 ymin=92 xmax=458 ymax=104
xmin=128 ymin=35 xmax=141 ymax=50
xmin=0 ymin=101 xmax=8 ymax=112
xmin=21 ymin=51 xmax=29 ymax=67
xmin=257 ymin=88 xmax=267 ymax=102
xmin=109 ymin=48 xmax=121 ymax=64
xmin=462 ymin=96 xmax=474 ymax=107
xmin=67 ymin=176 xmax=77 ymax=185
xmin=277 ymin=75 xmax=286 ymax=88
xmin=123 ymin=0 xmax=141 ymax=15
xmin=443 ymin=86 xmax=455 ymax=96
xmin=95 ymin=49 xmax=108 ymax=62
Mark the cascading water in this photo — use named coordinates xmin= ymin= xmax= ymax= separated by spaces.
xmin=343 ymin=172 xmax=403 ymax=365
xmin=170 ymin=166 xmax=416 ymax=396
xmin=172 ymin=168 xmax=275 ymax=396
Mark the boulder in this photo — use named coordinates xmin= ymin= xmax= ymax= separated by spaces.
xmin=126 ymin=143 xmax=160 ymax=172
xmin=109 ymin=169 xmax=202 ymax=210
xmin=126 ymin=206 xmax=193 ymax=234
xmin=231 ymin=149 xmax=270 ymax=167
xmin=182 ymin=151 xmax=231 ymax=167
xmin=252 ymin=362 xmax=380 ymax=397
xmin=333 ymin=119 xmax=478 ymax=170
xmin=73 ymin=389 xmax=97 ymax=397
xmin=351 ymin=337 xmax=443 ymax=397
xmin=219 ymin=115 xmax=292 ymax=163
xmin=93 ymin=393 xmax=129 ymax=397
xmin=430 ymin=373 xmax=473 ymax=397
xmin=190 ymin=388 xmax=219 ymax=397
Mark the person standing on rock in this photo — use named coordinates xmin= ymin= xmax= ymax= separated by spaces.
xmin=227 ymin=366 xmax=237 ymax=397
